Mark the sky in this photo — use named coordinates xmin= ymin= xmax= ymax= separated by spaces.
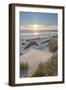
xmin=20 ymin=12 xmax=58 ymax=31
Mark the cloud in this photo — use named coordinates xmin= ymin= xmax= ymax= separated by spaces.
xmin=20 ymin=24 xmax=58 ymax=30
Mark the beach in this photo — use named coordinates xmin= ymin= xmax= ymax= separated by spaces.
xmin=20 ymin=48 xmax=53 ymax=77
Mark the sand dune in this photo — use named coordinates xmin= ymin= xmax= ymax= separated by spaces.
xmin=20 ymin=48 xmax=53 ymax=76
xmin=20 ymin=48 xmax=52 ymax=62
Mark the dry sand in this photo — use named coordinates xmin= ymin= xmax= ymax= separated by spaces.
xmin=20 ymin=48 xmax=53 ymax=76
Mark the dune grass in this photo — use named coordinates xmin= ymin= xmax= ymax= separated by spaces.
xmin=20 ymin=62 xmax=29 ymax=70
xmin=32 ymin=55 xmax=58 ymax=77
xmin=48 ymin=36 xmax=58 ymax=52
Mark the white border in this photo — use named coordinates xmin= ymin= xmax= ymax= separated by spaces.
xmin=15 ymin=6 xmax=63 ymax=84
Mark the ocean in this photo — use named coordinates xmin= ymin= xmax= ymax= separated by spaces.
xmin=20 ymin=30 xmax=58 ymax=39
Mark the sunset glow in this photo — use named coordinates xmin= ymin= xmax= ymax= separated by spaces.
xmin=20 ymin=24 xmax=57 ymax=31
xmin=20 ymin=12 xmax=58 ymax=31
xmin=33 ymin=24 xmax=39 ymax=28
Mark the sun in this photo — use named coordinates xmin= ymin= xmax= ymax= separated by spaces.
xmin=33 ymin=24 xmax=39 ymax=31
xmin=33 ymin=24 xmax=38 ymax=28
xmin=33 ymin=24 xmax=39 ymax=35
